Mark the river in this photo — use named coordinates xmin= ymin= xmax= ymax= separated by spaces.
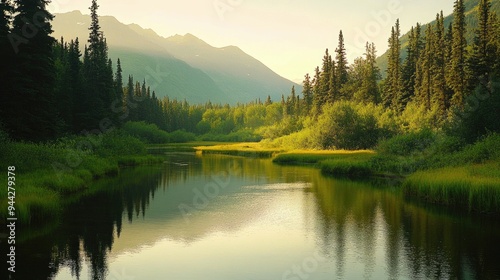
xmin=9 ymin=153 xmax=500 ymax=279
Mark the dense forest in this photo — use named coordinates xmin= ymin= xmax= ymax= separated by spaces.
xmin=1 ymin=0 xmax=499 ymax=149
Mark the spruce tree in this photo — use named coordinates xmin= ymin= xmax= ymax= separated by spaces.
xmin=415 ymin=25 xmax=434 ymax=111
xmin=312 ymin=66 xmax=322 ymax=114
xmin=431 ymin=12 xmax=448 ymax=117
xmin=8 ymin=0 xmax=56 ymax=140
xmin=384 ymin=20 xmax=403 ymax=111
xmin=335 ymin=30 xmax=349 ymax=93
xmin=449 ymin=0 xmax=468 ymax=110
xmin=0 ymin=0 xmax=14 ymax=127
xmin=469 ymin=0 xmax=493 ymax=88
xmin=319 ymin=49 xmax=333 ymax=105
xmin=302 ymin=73 xmax=313 ymax=113
xmin=402 ymin=24 xmax=422 ymax=107
xmin=362 ymin=42 xmax=381 ymax=104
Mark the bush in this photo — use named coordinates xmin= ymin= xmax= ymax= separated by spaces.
xmin=122 ymin=121 xmax=171 ymax=143
xmin=376 ymin=129 xmax=436 ymax=157
xmin=311 ymin=101 xmax=384 ymax=150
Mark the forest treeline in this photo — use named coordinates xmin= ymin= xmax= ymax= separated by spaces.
xmin=1 ymin=0 xmax=500 ymax=149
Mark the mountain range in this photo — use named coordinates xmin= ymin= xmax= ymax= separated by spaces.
xmin=52 ymin=11 xmax=300 ymax=104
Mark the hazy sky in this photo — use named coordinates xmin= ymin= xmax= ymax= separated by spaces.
xmin=47 ymin=0 xmax=454 ymax=83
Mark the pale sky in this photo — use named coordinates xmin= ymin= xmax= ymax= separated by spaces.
xmin=47 ymin=0 xmax=454 ymax=83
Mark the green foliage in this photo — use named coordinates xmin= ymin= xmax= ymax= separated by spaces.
xmin=123 ymin=121 xmax=171 ymax=143
xmin=311 ymin=101 xmax=384 ymax=150
xmin=122 ymin=121 xmax=196 ymax=144
xmin=376 ymin=129 xmax=436 ymax=156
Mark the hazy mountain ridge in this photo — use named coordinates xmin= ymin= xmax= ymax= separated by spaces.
xmin=52 ymin=11 xmax=299 ymax=104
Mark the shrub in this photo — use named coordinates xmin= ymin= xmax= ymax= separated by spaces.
xmin=376 ymin=129 xmax=436 ymax=157
xmin=122 ymin=121 xmax=171 ymax=143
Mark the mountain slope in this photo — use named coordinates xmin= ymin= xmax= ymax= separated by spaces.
xmin=52 ymin=11 xmax=299 ymax=104
xmin=377 ymin=0 xmax=500 ymax=77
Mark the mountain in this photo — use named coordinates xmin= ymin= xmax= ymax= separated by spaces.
xmin=376 ymin=0 xmax=500 ymax=77
xmin=51 ymin=11 xmax=299 ymax=104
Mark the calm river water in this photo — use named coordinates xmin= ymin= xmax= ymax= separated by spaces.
xmin=9 ymin=153 xmax=500 ymax=279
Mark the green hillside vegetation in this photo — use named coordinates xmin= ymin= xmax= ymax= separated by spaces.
xmin=377 ymin=0 xmax=500 ymax=76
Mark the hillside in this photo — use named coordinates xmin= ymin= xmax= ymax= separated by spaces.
xmin=377 ymin=0 xmax=500 ymax=77
xmin=52 ymin=11 xmax=299 ymax=104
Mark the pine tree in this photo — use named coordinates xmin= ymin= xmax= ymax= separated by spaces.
xmin=7 ymin=0 xmax=56 ymax=140
xmin=335 ymin=30 xmax=349 ymax=93
xmin=302 ymin=73 xmax=313 ymax=112
xmin=82 ymin=0 xmax=115 ymax=127
xmin=68 ymin=38 xmax=83 ymax=131
xmin=402 ymin=24 xmax=422 ymax=107
xmin=319 ymin=49 xmax=333 ymax=105
xmin=449 ymin=0 xmax=468 ymax=110
xmin=431 ymin=12 xmax=448 ymax=117
xmin=312 ymin=66 xmax=322 ymax=113
xmin=362 ymin=42 xmax=381 ymax=104
xmin=488 ymin=12 xmax=500 ymax=74
xmin=384 ymin=20 xmax=403 ymax=111
xmin=0 ymin=0 xmax=14 ymax=127
xmin=468 ymin=0 xmax=493 ymax=88
xmin=415 ymin=25 xmax=434 ymax=111
xmin=114 ymin=58 xmax=124 ymax=108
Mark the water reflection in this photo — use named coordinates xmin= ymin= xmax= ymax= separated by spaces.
xmin=4 ymin=154 xmax=500 ymax=279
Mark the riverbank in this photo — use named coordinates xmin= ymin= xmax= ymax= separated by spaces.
xmin=0 ymin=131 xmax=164 ymax=224
xmin=195 ymin=142 xmax=284 ymax=158
xmin=197 ymin=134 xmax=500 ymax=214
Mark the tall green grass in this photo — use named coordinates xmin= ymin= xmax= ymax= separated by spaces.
xmin=403 ymin=163 xmax=500 ymax=213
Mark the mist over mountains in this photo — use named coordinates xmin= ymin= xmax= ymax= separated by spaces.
xmin=52 ymin=11 xmax=300 ymax=104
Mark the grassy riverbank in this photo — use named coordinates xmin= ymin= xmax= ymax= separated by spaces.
xmin=203 ymin=132 xmax=500 ymax=214
xmin=0 ymin=130 xmax=163 ymax=224
xmin=195 ymin=142 xmax=284 ymax=158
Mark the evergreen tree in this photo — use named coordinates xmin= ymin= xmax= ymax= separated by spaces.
xmin=335 ymin=30 xmax=349 ymax=93
xmin=312 ymin=66 xmax=322 ymax=113
xmin=361 ymin=42 xmax=381 ymax=104
xmin=81 ymin=0 xmax=115 ymax=127
xmin=384 ymin=20 xmax=403 ymax=111
xmin=448 ymin=0 xmax=468 ymax=110
xmin=126 ymin=75 xmax=136 ymax=121
xmin=319 ymin=49 xmax=333 ymax=105
xmin=431 ymin=12 xmax=448 ymax=117
xmin=327 ymin=61 xmax=338 ymax=103
xmin=487 ymin=12 xmax=500 ymax=74
xmin=7 ymin=0 xmax=56 ymax=140
xmin=468 ymin=0 xmax=493 ymax=88
xmin=302 ymin=73 xmax=313 ymax=112
xmin=402 ymin=24 xmax=422 ymax=107
xmin=0 ymin=0 xmax=14 ymax=127
xmin=415 ymin=25 xmax=434 ymax=111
